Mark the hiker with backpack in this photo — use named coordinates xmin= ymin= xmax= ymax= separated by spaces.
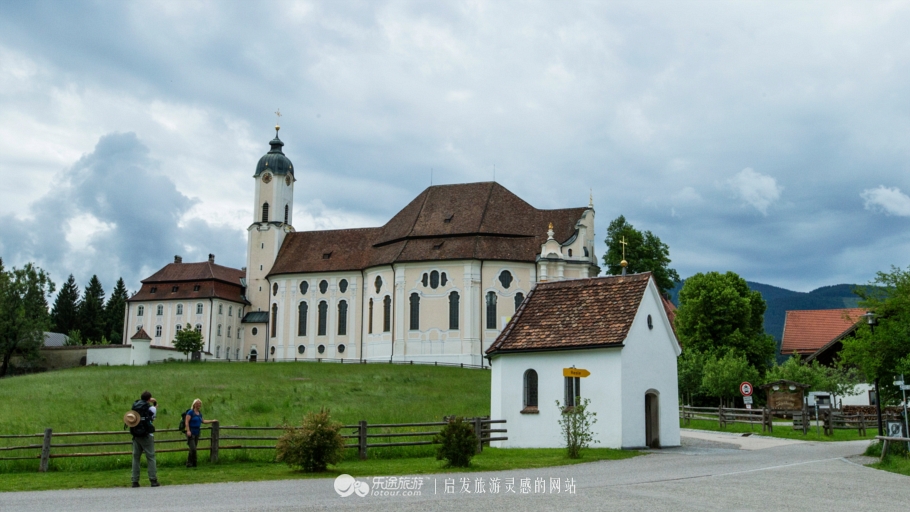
xmin=124 ymin=390 xmax=159 ymax=487
xmin=183 ymin=398 xmax=216 ymax=468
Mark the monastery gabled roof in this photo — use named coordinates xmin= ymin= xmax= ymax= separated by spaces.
xmin=268 ymin=182 xmax=589 ymax=277
xmin=486 ymin=273 xmax=653 ymax=355
xmin=779 ymin=308 xmax=865 ymax=356
xmin=129 ymin=260 xmax=247 ymax=304
xmin=141 ymin=261 xmax=245 ymax=285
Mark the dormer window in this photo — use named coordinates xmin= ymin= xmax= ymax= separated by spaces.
xmin=193 ymin=284 xmax=200 ymax=291
xmin=150 ymin=287 xmax=157 ymax=293
xmin=323 ymin=252 xmax=332 ymax=259
xmin=444 ymin=213 xmax=454 ymax=223
xmin=433 ymin=242 xmax=444 ymax=250
xmin=171 ymin=286 xmax=179 ymax=293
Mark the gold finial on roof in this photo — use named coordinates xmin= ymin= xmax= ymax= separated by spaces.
xmin=548 ymin=222 xmax=553 ymax=230
xmin=619 ymin=235 xmax=628 ymax=267
xmin=274 ymin=108 xmax=282 ymax=132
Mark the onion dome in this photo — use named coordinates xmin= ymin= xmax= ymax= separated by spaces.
xmin=254 ymin=127 xmax=294 ymax=177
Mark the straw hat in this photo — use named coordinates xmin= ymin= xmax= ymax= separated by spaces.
xmin=124 ymin=410 xmax=141 ymax=427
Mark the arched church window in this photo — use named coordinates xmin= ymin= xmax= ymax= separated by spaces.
xmin=270 ymin=304 xmax=277 ymax=338
xmin=422 ymin=273 xmax=428 ymax=287
xmin=262 ymin=202 xmax=269 ymax=222
xmin=449 ymin=291 xmax=459 ymax=330
xmin=430 ymin=271 xmax=440 ymax=289
xmin=339 ymin=279 xmax=348 ymax=293
xmin=338 ymin=300 xmax=348 ymax=335
xmin=273 ymin=284 xmax=279 ymax=296
xmin=317 ymin=301 xmax=328 ymax=336
xmin=524 ymin=369 xmax=538 ymax=408
xmin=409 ymin=293 xmax=420 ymax=330
xmin=375 ymin=276 xmax=383 ymax=293
xmin=227 ymin=326 xmax=232 ymax=338
xmin=319 ymin=280 xmax=328 ymax=294
xmin=298 ymin=302 xmax=308 ymax=336
xmin=499 ymin=271 xmax=513 ymax=289
xmin=486 ymin=292 xmax=497 ymax=329
xmin=284 ymin=204 xmax=289 ymax=224
xmin=217 ymin=324 xmax=222 ymax=336
xmin=383 ymin=296 xmax=391 ymax=332
xmin=368 ymin=298 xmax=374 ymax=334
xmin=514 ymin=293 xmax=525 ymax=312
xmin=299 ymin=281 xmax=308 ymax=294
xmin=441 ymin=272 xmax=447 ymax=286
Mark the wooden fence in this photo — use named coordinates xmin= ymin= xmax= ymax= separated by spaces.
xmin=680 ymin=406 xmax=765 ymax=431
xmin=681 ymin=405 xmax=900 ymax=436
xmin=152 ymin=357 xmax=490 ymax=370
xmin=0 ymin=417 xmax=507 ymax=472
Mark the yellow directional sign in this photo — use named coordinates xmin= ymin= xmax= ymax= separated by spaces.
xmin=563 ymin=368 xmax=591 ymax=378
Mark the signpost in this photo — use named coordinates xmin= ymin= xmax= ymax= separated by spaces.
xmin=563 ymin=368 xmax=591 ymax=378
xmin=740 ymin=382 xmax=753 ymax=409
xmin=895 ymin=375 xmax=909 ymax=450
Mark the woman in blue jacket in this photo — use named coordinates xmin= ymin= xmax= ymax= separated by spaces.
xmin=184 ymin=399 xmax=217 ymax=467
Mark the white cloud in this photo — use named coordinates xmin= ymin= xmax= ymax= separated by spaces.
xmin=861 ymin=186 xmax=910 ymax=216
xmin=727 ymin=168 xmax=782 ymax=215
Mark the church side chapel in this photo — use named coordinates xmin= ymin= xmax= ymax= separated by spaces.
xmin=127 ymin=124 xmax=601 ymax=365
xmin=486 ymin=272 xmax=681 ymax=449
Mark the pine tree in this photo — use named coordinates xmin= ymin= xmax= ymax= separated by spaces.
xmin=78 ymin=275 xmax=106 ymax=344
xmin=51 ymin=274 xmax=81 ymax=334
xmin=105 ymin=278 xmax=128 ymax=344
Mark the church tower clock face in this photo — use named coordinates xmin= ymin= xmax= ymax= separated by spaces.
xmin=262 ymin=173 xmax=272 ymax=184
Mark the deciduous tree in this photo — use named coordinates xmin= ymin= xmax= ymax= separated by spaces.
xmin=603 ymin=215 xmax=680 ymax=294
xmin=701 ymin=350 xmax=759 ymax=407
xmin=0 ymin=260 xmax=55 ymax=377
xmin=173 ymin=328 xmax=204 ymax=359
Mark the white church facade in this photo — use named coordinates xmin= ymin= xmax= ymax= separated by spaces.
xmin=126 ymin=129 xmax=600 ymax=365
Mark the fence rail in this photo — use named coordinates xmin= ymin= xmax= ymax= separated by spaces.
xmin=681 ymin=405 xmax=902 ymax=436
xmin=150 ymin=357 xmax=490 ymax=370
xmin=0 ymin=418 xmax=507 ymax=472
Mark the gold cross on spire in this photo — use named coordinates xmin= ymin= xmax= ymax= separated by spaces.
xmin=619 ymin=235 xmax=628 ymax=268
xmin=274 ymin=109 xmax=282 ymax=132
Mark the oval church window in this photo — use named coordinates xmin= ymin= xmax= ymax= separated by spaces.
xmin=319 ymin=280 xmax=328 ymax=294
xmin=499 ymin=270 xmax=513 ymax=289
xmin=339 ymin=279 xmax=348 ymax=293
xmin=299 ymin=281 xmax=308 ymax=294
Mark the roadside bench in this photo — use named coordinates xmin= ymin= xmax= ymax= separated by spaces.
xmin=875 ymin=436 xmax=910 ymax=461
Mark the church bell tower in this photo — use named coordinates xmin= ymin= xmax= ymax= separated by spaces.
xmin=246 ymin=119 xmax=295 ymax=313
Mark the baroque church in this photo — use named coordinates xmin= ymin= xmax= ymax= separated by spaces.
xmin=125 ymin=128 xmax=600 ymax=365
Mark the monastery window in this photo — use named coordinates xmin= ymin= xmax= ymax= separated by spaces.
xmin=486 ymin=292 xmax=497 ymax=330
xmin=193 ymin=284 xmax=200 ymax=291
xmin=297 ymin=345 xmax=305 ymax=355
xmin=137 ymin=306 xmax=144 ymax=316
xmin=317 ymin=301 xmax=328 ymax=336
xmin=284 ymin=204 xmax=289 ymax=224
xmin=150 ymin=287 xmax=157 ymax=293
xmin=273 ymin=283 xmax=279 ymax=296
xmin=338 ymin=344 xmax=345 ymax=354
xmin=227 ymin=326 xmax=232 ymax=338
xmin=217 ymin=324 xmax=222 ymax=336
xmin=565 ymin=376 xmax=581 ymax=408
xmin=216 ymin=346 xmax=220 ymax=358
xmin=409 ymin=293 xmax=420 ymax=330
xmin=155 ymin=325 xmax=162 ymax=337
xmin=449 ymin=291 xmax=459 ymax=330
xmin=298 ymin=302 xmax=308 ymax=336
xmin=271 ymin=304 xmax=278 ymax=338
xmin=219 ymin=304 xmax=223 ymax=314
xmin=338 ymin=300 xmax=348 ymax=335
xmin=172 ymin=286 xmax=179 ymax=293
xmin=441 ymin=272 xmax=447 ymax=286
xmin=499 ymin=271 xmax=513 ymax=289
xmin=228 ymin=306 xmax=232 ymax=317
xmin=299 ymin=281 xmax=309 ymax=294
xmin=318 ymin=344 xmax=325 ymax=354
xmin=196 ymin=303 xmax=203 ymax=315
xmin=339 ymin=279 xmax=348 ymax=293
xmin=195 ymin=324 xmax=202 ymax=333
xmin=524 ymin=369 xmax=539 ymax=408
xmin=514 ymin=293 xmax=525 ymax=312
xmin=236 ymin=348 xmax=240 ymax=360
xmin=368 ymin=298 xmax=374 ymax=334
xmin=177 ymin=304 xmax=183 ymax=315
xmin=430 ymin=271 xmax=440 ymax=289
xmin=319 ymin=280 xmax=328 ymax=294
xmin=262 ymin=202 xmax=269 ymax=222
xmin=383 ymin=296 xmax=391 ymax=332
xmin=156 ymin=305 xmax=163 ymax=316
xmin=176 ymin=324 xmax=182 ymax=333
xmin=375 ymin=276 xmax=382 ymax=293
xmin=422 ymin=273 xmax=428 ymax=287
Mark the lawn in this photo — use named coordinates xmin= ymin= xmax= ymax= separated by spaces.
xmin=680 ymin=418 xmax=872 ymax=442
xmin=0 ymin=361 xmax=491 ymax=473
xmin=0 ymin=447 xmax=641 ymax=492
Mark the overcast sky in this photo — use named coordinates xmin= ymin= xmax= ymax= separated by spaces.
xmin=2 ymin=1 xmax=910 ymax=297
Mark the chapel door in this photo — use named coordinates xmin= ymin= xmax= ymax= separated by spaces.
xmin=645 ymin=392 xmax=661 ymax=448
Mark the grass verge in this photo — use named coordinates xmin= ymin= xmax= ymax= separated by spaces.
xmin=0 ymin=448 xmax=641 ymax=492
xmin=681 ymin=419 xmax=871 ymax=442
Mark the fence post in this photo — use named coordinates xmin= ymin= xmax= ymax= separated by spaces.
xmin=358 ymin=420 xmax=368 ymax=460
xmin=474 ymin=417 xmax=483 ymax=454
xmin=859 ymin=413 xmax=866 ymax=437
xmin=39 ymin=428 xmax=52 ymax=472
xmin=718 ymin=405 xmax=723 ymax=429
xmin=209 ymin=421 xmax=220 ymax=463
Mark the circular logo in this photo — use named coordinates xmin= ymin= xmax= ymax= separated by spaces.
xmin=334 ymin=474 xmax=356 ymax=497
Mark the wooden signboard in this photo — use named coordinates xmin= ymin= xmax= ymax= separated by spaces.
xmin=768 ymin=390 xmax=804 ymax=410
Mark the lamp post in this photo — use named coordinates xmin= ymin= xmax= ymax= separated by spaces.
xmin=862 ymin=311 xmax=883 ymax=437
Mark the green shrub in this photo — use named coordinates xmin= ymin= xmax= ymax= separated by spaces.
xmin=275 ymin=408 xmax=345 ymax=472
xmin=434 ymin=417 xmax=476 ymax=467
xmin=556 ymin=397 xmax=598 ymax=459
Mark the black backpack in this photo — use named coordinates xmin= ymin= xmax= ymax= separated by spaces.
xmin=129 ymin=400 xmax=156 ymax=438
xmin=178 ymin=409 xmax=191 ymax=433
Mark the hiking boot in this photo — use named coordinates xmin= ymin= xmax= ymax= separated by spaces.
xmin=132 ymin=482 xmax=140 ymax=488
xmin=150 ymin=479 xmax=160 ymax=487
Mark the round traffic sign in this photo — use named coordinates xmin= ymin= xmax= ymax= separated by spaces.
xmin=740 ymin=382 xmax=753 ymax=396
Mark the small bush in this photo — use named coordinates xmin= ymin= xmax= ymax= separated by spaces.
xmin=434 ymin=417 xmax=476 ymax=467
xmin=556 ymin=397 xmax=598 ymax=459
xmin=275 ymin=408 xmax=345 ymax=472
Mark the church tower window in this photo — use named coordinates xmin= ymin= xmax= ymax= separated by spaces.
xmin=409 ymin=293 xmax=420 ymax=330
xmin=284 ymin=204 xmax=289 ymax=224
xmin=317 ymin=301 xmax=328 ymax=336
xmin=514 ymin=293 xmax=525 ymax=312
xmin=271 ymin=304 xmax=277 ymax=338
xmin=338 ymin=300 xmax=348 ymax=335
xmin=298 ymin=302 xmax=308 ymax=336
xmin=383 ymin=296 xmax=391 ymax=332
xmin=449 ymin=291 xmax=459 ymax=330
xmin=486 ymin=292 xmax=497 ymax=329
xmin=262 ymin=202 xmax=269 ymax=222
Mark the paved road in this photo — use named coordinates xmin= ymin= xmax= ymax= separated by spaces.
xmin=2 ymin=431 xmax=908 ymax=511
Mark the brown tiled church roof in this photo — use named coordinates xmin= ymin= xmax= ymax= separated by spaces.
xmin=128 ymin=260 xmax=247 ymax=304
xmin=269 ymin=182 xmax=588 ymax=276
xmin=487 ymin=273 xmax=653 ymax=355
